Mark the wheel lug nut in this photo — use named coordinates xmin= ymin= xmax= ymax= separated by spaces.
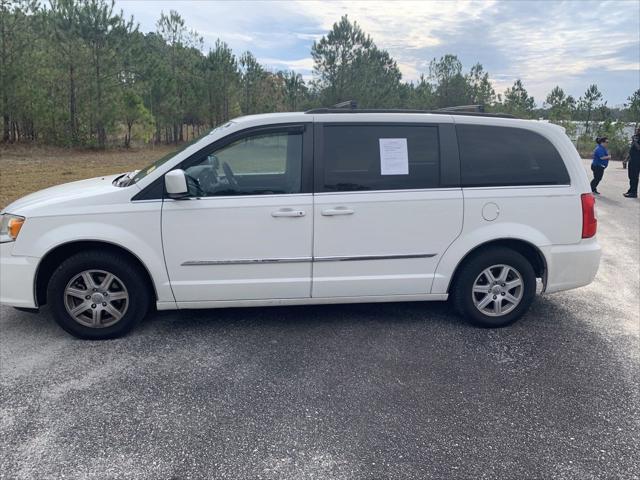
xmin=493 ymin=295 xmax=497 ymax=300
xmin=102 ymin=302 xmax=107 ymax=306
xmin=91 ymin=304 xmax=96 ymax=308
xmin=85 ymin=295 xmax=90 ymax=300
xmin=501 ymin=292 xmax=506 ymax=296
xmin=501 ymin=283 xmax=505 ymax=287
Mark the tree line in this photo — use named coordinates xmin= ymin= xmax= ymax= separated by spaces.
xmin=1 ymin=1 xmax=638 ymax=149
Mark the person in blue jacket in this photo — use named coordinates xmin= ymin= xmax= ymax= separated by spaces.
xmin=591 ymin=136 xmax=611 ymax=194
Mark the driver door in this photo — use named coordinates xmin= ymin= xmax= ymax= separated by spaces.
xmin=161 ymin=124 xmax=313 ymax=304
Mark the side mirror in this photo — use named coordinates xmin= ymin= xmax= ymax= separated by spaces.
xmin=165 ymin=169 xmax=189 ymax=199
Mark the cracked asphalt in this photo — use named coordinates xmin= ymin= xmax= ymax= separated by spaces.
xmin=1 ymin=160 xmax=638 ymax=479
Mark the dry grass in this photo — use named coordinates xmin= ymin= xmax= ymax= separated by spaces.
xmin=0 ymin=144 xmax=177 ymax=210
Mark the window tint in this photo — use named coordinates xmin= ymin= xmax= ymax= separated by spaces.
xmin=457 ymin=125 xmax=570 ymax=187
xmin=322 ymin=125 xmax=440 ymax=191
xmin=183 ymin=131 xmax=303 ymax=196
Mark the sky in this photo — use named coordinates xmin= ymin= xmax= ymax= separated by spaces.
xmin=114 ymin=0 xmax=640 ymax=107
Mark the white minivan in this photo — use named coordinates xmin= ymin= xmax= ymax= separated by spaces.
xmin=0 ymin=109 xmax=601 ymax=339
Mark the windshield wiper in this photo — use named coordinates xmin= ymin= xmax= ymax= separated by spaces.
xmin=112 ymin=173 xmax=127 ymax=185
xmin=113 ymin=170 xmax=139 ymax=187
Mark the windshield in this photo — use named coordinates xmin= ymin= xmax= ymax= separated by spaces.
xmin=130 ymin=122 xmax=234 ymax=184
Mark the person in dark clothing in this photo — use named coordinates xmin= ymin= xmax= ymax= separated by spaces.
xmin=623 ymin=128 xmax=640 ymax=198
xmin=591 ymin=136 xmax=611 ymax=194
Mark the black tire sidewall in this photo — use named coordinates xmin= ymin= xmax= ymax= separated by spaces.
xmin=47 ymin=250 xmax=150 ymax=339
xmin=454 ymin=248 xmax=536 ymax=328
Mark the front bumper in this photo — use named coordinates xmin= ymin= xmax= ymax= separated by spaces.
xmin=0 ymin=242 xmax=39 ymax=308
xmin=541 ymin=238 xmax=601 ymax=294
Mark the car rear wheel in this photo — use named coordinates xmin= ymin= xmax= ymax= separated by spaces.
xmin=47 ymin=250 xmax=150 ymax=339
xmin=452 ymin=247 xmax=536 ymax=328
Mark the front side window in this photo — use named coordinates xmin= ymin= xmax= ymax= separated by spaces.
xmin=183 ymin=130 xmax=303 ymax=196
xmin=457 ymin=125 xmax=570 ymax=187
xmin=321 ymin=125 xmax=440 ymax=192
xmin=131 ymin=122 xmax=234 ymax=185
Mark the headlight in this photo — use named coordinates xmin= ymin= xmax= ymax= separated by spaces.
xmin=0 ymin=214 xmax=25 ymax=243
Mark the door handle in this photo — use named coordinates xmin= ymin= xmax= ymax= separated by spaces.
xmin=271 ymin=208 xmax=306 ymax=217
xmin=321 ymin=207 xmax=355 ymax=216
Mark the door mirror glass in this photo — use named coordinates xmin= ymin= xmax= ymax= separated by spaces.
xmin=165 ymin=169 xmax=188 ymax=198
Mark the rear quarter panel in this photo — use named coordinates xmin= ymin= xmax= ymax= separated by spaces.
xmin=431 ymin=118 xmax=588 ymax=294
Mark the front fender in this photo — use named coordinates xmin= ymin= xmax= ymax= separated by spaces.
xmin=12 ymin=207 xmax=174 ymax=303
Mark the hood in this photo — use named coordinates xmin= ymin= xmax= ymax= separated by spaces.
xmin=3 ymin=174 xmax=138 ymax=217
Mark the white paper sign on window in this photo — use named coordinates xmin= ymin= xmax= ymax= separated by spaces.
xmin=379 ymin=138 xmax=409 ymax=175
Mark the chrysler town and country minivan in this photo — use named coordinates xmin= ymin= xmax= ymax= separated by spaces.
xmin=0 ymin=109 xmax=601 ymax=339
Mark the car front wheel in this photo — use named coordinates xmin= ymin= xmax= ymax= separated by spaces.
xmin=47 ymin=250 xmax=150 ymax=339
xmin=453 ymin=247 xmax=536 ymax=328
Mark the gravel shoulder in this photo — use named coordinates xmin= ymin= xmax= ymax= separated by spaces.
xmin=1 ymin=160 xmax=638 ymax=479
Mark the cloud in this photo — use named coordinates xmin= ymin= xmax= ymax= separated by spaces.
xmin=473 ymin=1 xmax=639 ymax=102
xmin=114 ymin=0 xmax=639 ymax=105
xmin=257 ymin=57 xmax=315 ymax=83
xmin=291 ymin=0 xmax=497 ymax=62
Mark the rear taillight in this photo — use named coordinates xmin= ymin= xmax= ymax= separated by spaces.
xmin=581 ymin=193 xmax=597 ymax=238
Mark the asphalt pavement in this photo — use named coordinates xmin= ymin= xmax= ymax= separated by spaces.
xmin=1 ymin=160 xmax=638 ymax=479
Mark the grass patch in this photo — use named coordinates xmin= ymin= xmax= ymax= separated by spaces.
xmin=0 ymin=144 xmax=177 ymax=210
xmin=1 ymin=137 xmax=297 ymax=209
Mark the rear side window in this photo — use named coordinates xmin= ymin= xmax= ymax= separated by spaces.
xmin=457 ymin=125 xmax=570 ymax=187
xmin=321 ymin=125 xmax=440 ymax=192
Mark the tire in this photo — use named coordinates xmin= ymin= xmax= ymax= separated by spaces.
xmin=47 ymin=250 xmax=151 ymax=339
xmin=452 ymin=247 xmax=536 ymax=328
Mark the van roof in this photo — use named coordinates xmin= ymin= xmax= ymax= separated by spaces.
xmin=229 ymin=111 xmax=554 ymax=132
xmin=231 ymin=110 xmax=518 ymax=124
xmin=305 ymin=108 xmax=516 ymax=119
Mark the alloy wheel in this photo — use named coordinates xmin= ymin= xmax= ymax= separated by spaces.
xmin=63 ymin=269 xmax=129 ymax=328
xmin=471 ymin=264 xmax=524 ymax=317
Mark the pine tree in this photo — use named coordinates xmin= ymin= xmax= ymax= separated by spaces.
xmin=502 ymin=80 xmax=536 ymax=118
xmin=311 ymin=15 xmax=402 ymax=108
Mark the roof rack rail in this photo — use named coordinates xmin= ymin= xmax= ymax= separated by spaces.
xmin=304 ymin=106 xmax=515 ymax=119
xmin=435 ymin=104 xmax=485 ymax=113
xmin=332 ymin=100 xmax=358 ymax=110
